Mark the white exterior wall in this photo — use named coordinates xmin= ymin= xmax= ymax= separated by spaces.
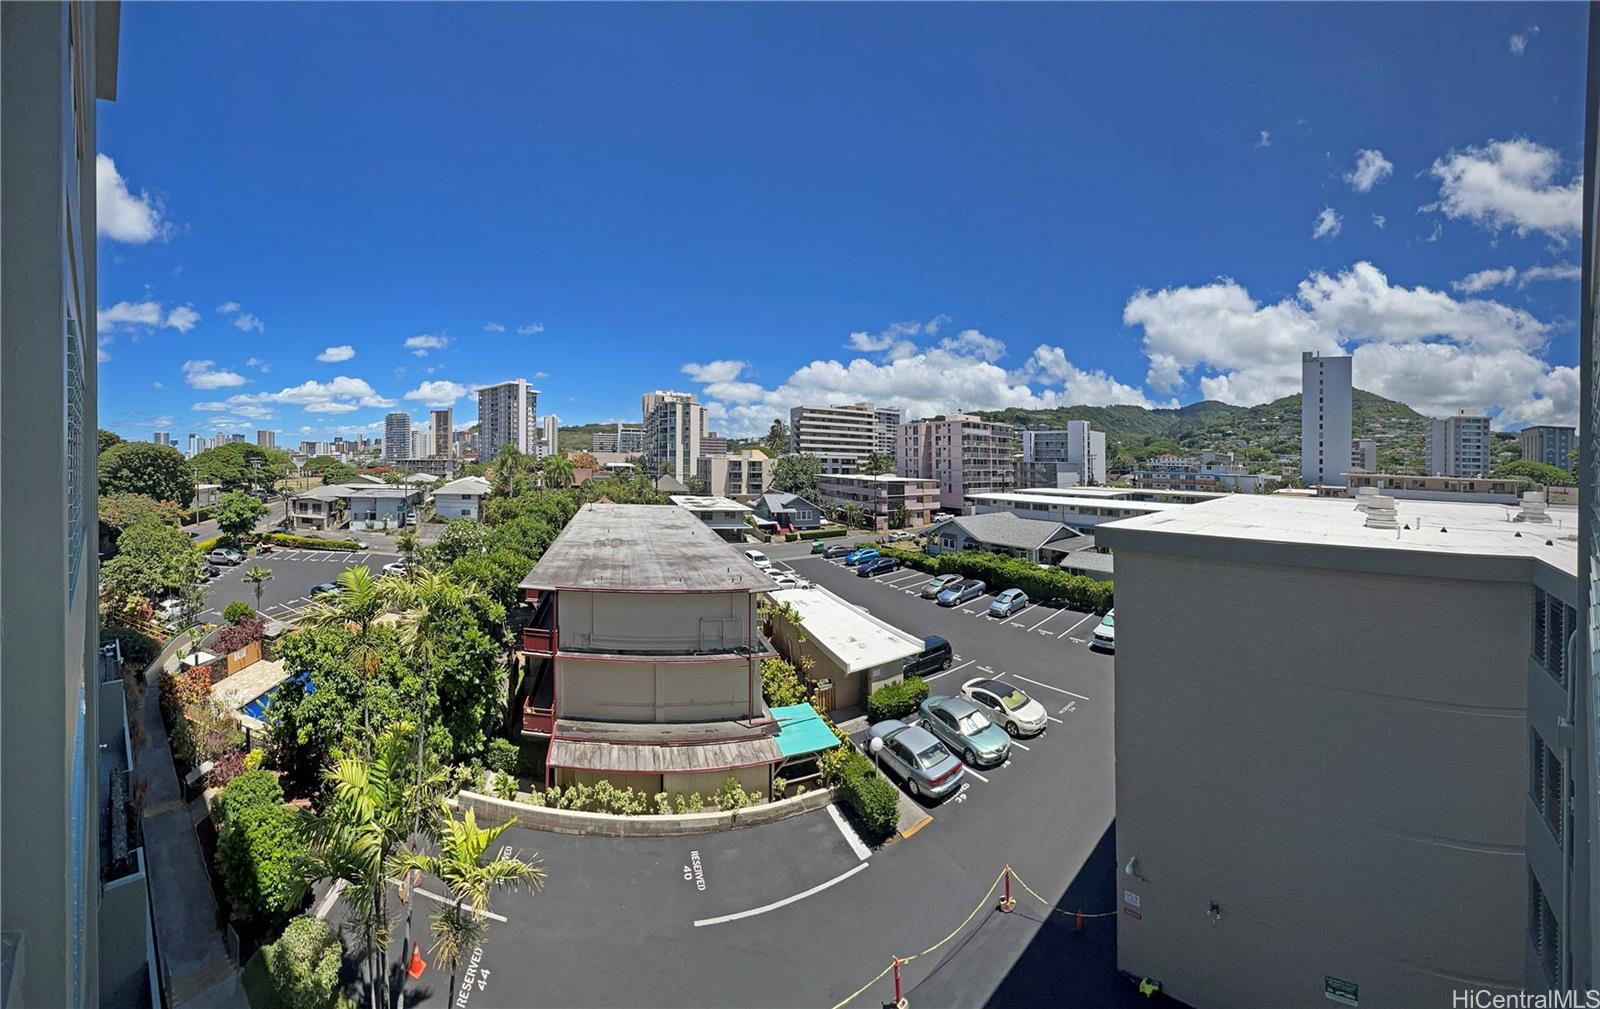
xmin=1301 ymin=352 xmax=1352 ymax=486
xmin=557 ymin=590 xmax=754 ymax=654
xmin=555 ymin=657 xmax=754 ymax=722
xmin=790 ymin=402 xmax=876 ymax=475
xmin=433 ymin=492 xmax=481 ymax=520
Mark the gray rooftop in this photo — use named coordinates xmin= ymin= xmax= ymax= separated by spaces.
xmin=434 ymin=475 xmax=491 ymax=497
xmin=758 ymin=491 xmax=818 ymax=512
xmin=521 ymin=503 xmax=779 ymax=594
xmin=338 ymin=484 xmax=422 ymax=499
xmin=933 ymin=511 xmax=1083 ymax=551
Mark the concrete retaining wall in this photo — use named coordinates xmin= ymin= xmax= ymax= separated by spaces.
xmin=455 ymin=785 xmax=838 ymax=837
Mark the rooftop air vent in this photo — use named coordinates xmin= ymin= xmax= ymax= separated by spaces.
xmin=1364 ymin=495 xmax=1399 ymax=530
xmin=1513 ymin=491 xmax=1552 ymax=524
xmin=1354 ymin=486 xmax=1378 ymax=512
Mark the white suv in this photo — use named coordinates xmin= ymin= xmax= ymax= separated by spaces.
xmin=743 ymin=549 xmax=772 ymax=569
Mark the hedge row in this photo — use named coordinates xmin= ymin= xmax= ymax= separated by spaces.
xmin=265 ymin=532 xmax=364 ymax=551
xmin=796 ymin=526 xmax=848 ymax=541
xmin=867 ymin=676 xmax=929 ymax=723
xmin=822 ymin=747 xmax=898 ymax=837
xmin=195 ymin=535 xmax=223 ymax=554
xmin=873 ymin=545 xmax=1114 ymax=611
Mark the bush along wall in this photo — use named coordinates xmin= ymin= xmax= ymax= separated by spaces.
xmin=264 ymin=533 xmax=364 ymax=551
xmin=866 ymin=676 xmax=930 ymax=723
xmin=874 ymin=545 xmax=1113 ymax=611
xmin=820 ymin=747 xmax=898 ymax=838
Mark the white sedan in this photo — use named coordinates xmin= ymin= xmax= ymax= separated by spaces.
xmin=959 ymin=677 xmax=1049 ymax=737
xmin=769 ymin=571 xmax=810 ymax=590
xmin=743 ymin=549 xmax=773 ymax=569
xmin=1091 ymin=609 xmax=1115 ymax=651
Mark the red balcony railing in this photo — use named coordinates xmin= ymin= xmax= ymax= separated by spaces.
xmin=521 ymin=626 xmax=557 ymax=656
xmin=522 ymin=706 xmax=554 ymax=735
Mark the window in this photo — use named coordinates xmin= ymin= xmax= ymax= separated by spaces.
xmin=1529 ymin=867 xmax=1561 ymax=984
xmin=1530 ymin=726 xmax=1564 ymax=844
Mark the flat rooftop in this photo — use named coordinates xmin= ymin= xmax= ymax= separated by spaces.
xmin=1098 ymin=492 xmax=1577 ymax=577
xmin=669 ymin=494 xmax=751 ymax=513
xmin=768 ymin=585 xmax=923 ymax=673
xmin=521 ymin=503 xmax=779 ymax=594
xmin=969 ymin=491 xmax=1186 ymax=512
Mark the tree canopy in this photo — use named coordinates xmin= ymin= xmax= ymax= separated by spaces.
xmin=1494 ymin=459 xmax=1576 ymax=488
xmin=99 ymin=441 xmax=194 ymax=505
xmin=771 ymin=453 xmax=822 ymax=498
xmin=99 ymin=491 xmax=185 ymax=533
xmin=101 ymin=515 xmax=203 ymax=603
xmin=98 ymin=429 xmax=125 ymax=453
xmin=764 ymin=419 xmax=789 ymax=457
xmin=216 ymin=490 xmax=269 ymax=541
xmin=856 ymin=451 xmax=895 ymax=476
xmin=192 ymin=442 xmax=292 ymax=490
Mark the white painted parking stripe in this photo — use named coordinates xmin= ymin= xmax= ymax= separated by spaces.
xmin=962 ymin=765 xmax=991 ymax=784
xmin=827 ymin=804 xmax=872 ymax=861
xmin=1011 ymin=674 xmax=1090 ymax=701
xmin=1026 ymin=608 xmax=1066 ymax=632
xmin=882 ymin=571 xmax=926 ymax=588
xmin=693 ymin=862 xmax=869 ymax=927
xmin=1046 ymin=715 xmax=1064 ymax=724
xmin=957 ymin=597 xmax=989 ymax=613
xmin=1010 ymin=740 xmax=1031 ymax=751
xmin=924 ymin=659 xmax=974 ymax=682
xmin=1058 ymin=612 xmax=1098 ymax=639
xmin=410 ymin=885 xmax=508 ymax=922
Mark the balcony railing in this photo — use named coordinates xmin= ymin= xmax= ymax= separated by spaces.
xmin=522 ymin=706 xmax=555 ymax=735
xmin=521 ymin=625 xmax=558 ymax=655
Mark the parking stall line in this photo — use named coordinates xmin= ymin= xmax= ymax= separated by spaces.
xmin=692 ymin=862 xmax=869 ymax=927
xmin=1058 ymin=612 xmax=1098 ymax=639
xmin=882 ymin=572 xmax=926 ymax=588
xmin=1026 ymin=608 xmax=1067 ymax=633
xmin=924 ymin=659 xmax=975 ymax=683
xmin=1010 ymin=740 xmax=1031 ymax=751
xmin=962 ymin=766 xmax=991 ymax=784
xmin=957 ymin=598 xmax=989 ymax=614
xmin=1011 ymin=674 xmax=1090 ymax=701
xmin=827 ymin=804 xmax=872 ymax=861
xmin=1046 ymin=715 xmax=1064 ymax=725
xmin=410 ymin=885 xmax=508 ymax=923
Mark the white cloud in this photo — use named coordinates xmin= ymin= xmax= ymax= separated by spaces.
xmin=1121 ymin=260 xmax=1571 ymax=425
xmin=1426 ymin=138 xmax=1581 ymax=241
xmin=216 ymin=302 xmax=242 ymax=314
xmin=681 ymin=360 xmax=748 ymax=383
xmin=317 ymin=345 xmax=356 ymax=363
xmin=1372 ymin=214 xmax=1387 ymax=230
xmin=484 ymin=322 xmax=506 ymax=333
xmin=517 ymin=323 xmax=544 ymax=335
xmin=165 ymin=305 xmax=200 ymax=333
xmin=1343 ymin=149 xmax=1394 ymax=193
xmin=232 ymin=312 xmax=265 ymax=333
xmin=1019 ymin=347 xmax=1171 ymax=409
xmin=405 ymin=333 xmax=450 ymax=357
xmin=97 ymin=337 xmax=112 ymax=364
xmin=1312 ymin=207 xmax=1343 ymax=240
xmin=1255 ymin=130 xmax=1272 ymax=148
xmin=95 ymin=154 xmax=168 ymax=243
xmin=98 ymin=300 xmax=200 ymax=334
xmin=182 ymin=360 xmax=248 ymax=390
xmin=193 ymin=375 xmax=396 ymax=416
xmin=153 ymin=381 xmax=164 ymax=390
xmin=245 ymin=357 xmax=270 ymax=373
xmin=403 ymin=380 xmax=470 ymax=407
xmin=846 ymin=316 xmax=950 ymax=357
xmin=938 ymin=329 xmax=1006 ymax=363
xmin=1451 ymin=267 xmax=1519 ymax=294
xmin=1519 ymin=263 xmax=1582 ymax=286
xmin=1510 ymin=25 xmax=1539 ymax=56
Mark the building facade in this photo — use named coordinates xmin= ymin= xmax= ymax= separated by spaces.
xmin=1131 ymin=451 xmax=1278 ymax=494
xmin=1345 ymin=472 xmax=1523 ymax=503
xmin=432 ymin=475 xmax=490 ymax=521
xmin=255 ymin=429 xmax=275 ymax=449
xmin=1099 ymin=493 xmax=1576 ymax=1009
xmin=873 ymin=406 xmax=903 ymax=458
xmin=1522 ymin=425 xmax=1577 ymax=470
xmin=477 ymin=379 xmax=540 ymax=460
xmin=431 ymin=408 xmax=453 ymax=460
xmin=383 ymin=411 xmax=410 ymax=461
xmin=814 ymin=473 xmax=939 ymax=531
xmin=593 ymin=422 xmax=645 ymax=455
xmin=897 ymin=414 xmax=1016 ymax=510
xmin=1301 ymin=351 xmax=1352 ymax=487
xmin=642 ymin=391 xmax=704 ymax=483
xmin=1352 ymin=438 xmax=1377 ymax=473
xmin=1019 ymin=422 xmax=1105 ymax=486
xmin=698 ymin=449 xmax=771 ymax=498
xmin=541 ymin=414 xmax=559 ymax=459
xmin=790 ymin=402 xmax=876 ymax=475
xmin=1426 ymin=411 xmax=1491 ymax=477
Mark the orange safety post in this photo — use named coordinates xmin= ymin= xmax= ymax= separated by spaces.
xmin=1075 ymin=912 xmax=1085 ymax=933
xmin=892 ymin=956 xmax=904 ymax=1008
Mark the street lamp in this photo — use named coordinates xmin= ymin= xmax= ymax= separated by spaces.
xmin=869 ymin=735 xmax=884 ymax=773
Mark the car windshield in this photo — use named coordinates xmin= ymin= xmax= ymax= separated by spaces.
xmin=915 ymin=745 xmax=948 ymax=769
xmin=998 ymin=689 xmax=1029 ymax=711
xmin=1102 ymin=613 xmax=1115 ymax=627
xmin=957 ymin=711 xmax=993 ymax=734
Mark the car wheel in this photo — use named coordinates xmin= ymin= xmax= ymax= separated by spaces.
xmin=908 ymin=779 xmax=920 ymax=797
xmin=1006 ymin=721 xmax=1019 ymax=737
xmin=964 ymin=748 xmax=977 ymax=766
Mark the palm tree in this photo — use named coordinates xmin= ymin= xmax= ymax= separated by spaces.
xmin=242 ymin=564 xmax=273 ymax=615
xmin=390 ymin=806 xmax=545 ymax=1000
xmin=394 ymin=529 xmax=420 ymax=578
xmin=298 ymin=565 xmax=386 ymax=748
xmin=540 ymin=454 xmax=575 ymax=490
xmin=295 ymin=725 xmax=444 ymax=1009
xmin=488 ymin=444 xmax=526 ymax=498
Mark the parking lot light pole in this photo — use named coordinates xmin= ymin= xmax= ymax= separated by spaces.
xmin=869 ymin=735 xmax=883 ymax=772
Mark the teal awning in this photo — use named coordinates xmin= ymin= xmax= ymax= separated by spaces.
xmin=771 ymin=703 xmax=839 ymax=759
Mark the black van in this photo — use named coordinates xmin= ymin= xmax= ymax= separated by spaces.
xmin=903 ymin=635 xmax=953 ymax=678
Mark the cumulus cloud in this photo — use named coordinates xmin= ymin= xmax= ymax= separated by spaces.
xmin=1343 ymin=149 xmax=1394 ymax=193
xmin=846 ymin=316 xmax=950 ymax=357
xmin=217 ymin=302 xmax=241 ymax=314
xmin=1510 ymin=25 xmax=1539 ymax=56
xmin=233 ymin=313 xmax=265 ymax=333
xmin=517 ymin=323 xmax=544 ymax=335
xmin=1255 ymin=130 xmax=1272 ymax=148
xmin=403 ymin=380 xmax=470 ymax=407
xmin=317 ymin=345 xmax=356 ymax=363
xmin=96 ymin=154 xmax=169 ymax=243
xmin=1121 ymin=260 xmax=1571 ymax=425
xmin=245 ymin=357 xmax=270 ymax=373
xmin=1426 ymin=138 xmax=1581 ymax=241
xmin=681 ymin=360 xmax=748 ymax=383
xmin=98 ymin=300 xmax=199 ymax=334
xmin=192 ymin=376 xmax=396 ymax=416
xmin=1312 ymin=207 xmax=1343 ymax=240
xmin=182 ymin=360 xmax=248 ymax=390
xmin=405 ymin=333 xmax=450 ymax=357
xmin=1452 ymin=263 xmax=1580 ymax=294
xmin=1372 ymin=214 xmax=1387 ymax=230
xmin=484 ymin=322 xmax=506 ymax=333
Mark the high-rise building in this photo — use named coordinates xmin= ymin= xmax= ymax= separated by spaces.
xmin=642 ymin=391 xmax=704 ymax=483
xmin=1352 ymin=437 xmax=1377 ymax=473
xmin=873 ymin=406 xmax=903 ymax=458
xmin=430 ymin=408 xmax=453 ymax=460
xmin=411 ymin=427 xmax=428 ymax=460
xmin=256 ymin=429 xmax=275 ymax=449
xmin=383 ymin=411 xmax=411 ymax=462
xmin=0 ymin=7 xmax=155 ymax=1008
xmin=789 ymin=402 xmax=875 ymax=475
xmin=186 ymin=433 xmax=199 ymax=457
xmin=1019 ymin=422 xmax=1105 ymax=486
xmin=1522 ymin=425 xmax=1577 ymax=470
xmin=593 ymin=422 xmax=645 ymax=455
xmin=1425 ymin=411 xmax=1491 ymax=477
xmin=700 ymin=432 xmax=729 ymax=457
xmin=477 ymin=379 xmax=539 ymax=460
xmin=897 ymin=414 xmax=1016 ymax=510
xmin=1300 ymin=351 xmax=1352 ymax=487
xmin=151 ymin=432 xmax=171 ymax=446
xmin=542 ymin=414 xmax=559 ymax=459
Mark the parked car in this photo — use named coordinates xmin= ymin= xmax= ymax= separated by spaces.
xmin=919 ymin=573 xmax=963 ymax=599
xmin=936 ymin=579 xmax=986 ymax=607
xmin=864 ymin=719 xmax=965 ymax=800
xmin=743 ymin=549 xmax=773 ymax=569
xmin=155 ymin=598 xmax=186 ymax=627
xmin=256 ymin=541 xmax=275 ymax=554
xmin=811 ymin=540 xmax=831 ymax=554
xmin=917 ymin=695 xmax=1012 ymax=768
xmin=1091 ymin=609 xmax=1115 ymax=651
xmin=903 ymin=636 xmax=952 ymax=678
xmin=823 ymin=543 xmax=852 ymax=559
xmin=988 ymin=588 xmax=1029 ymax=618
xmin=771 ymin=571 xmax=809 ymax=590
xmin=199 ymin=563 xmax=221 ymax=580
xmin=857 ymin=556 xmax=902 ymax=578
xmin=887 ymin=530 xmax=917 ymax=542
xmin=309 ymin=582 xmax=341 ymax=598
xmin=843 ymin=546 xmax=879 ymax=567
xmin=960 ymin=677 xmax=1048 ymax=737
xmin=382 ymin=561 xmax=411 ymax=576
xmin=206 ymin=547 xmax=244 ymax=566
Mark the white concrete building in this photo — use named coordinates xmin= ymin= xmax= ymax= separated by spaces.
xmin=1019 ymin=422 xmax=1106 ymax=486
xmin=477 ymin=379 xmax=540 ymax=460
xmin=897 ymin=414 xmax=1016 ymax=510
xmin=790 ymin=402 xmax=876 ymax=475
xmin=668 ymin=494 xmax=752 ymax=542
xmin=766 ymin=585 xmax=923 ymax=714
xmin=1131 ymin=451 xmax=1279 ymax=494
xmin=642 ymin=390 xmax=704 ymax=483
xmin=967 ymin=489 xmax=1184 ymax=531
xmin=432 ymin=475 xmax=491 ymax=521
xmin=542 ymin=414 xmax=559 ymax=459
xmin=384 ymin=411 xmax=411 ymax=462
xmin=1301 ymin=351 xmax=1352 ymax=487
xmin=873 ymin=405 xmax=902 ymax=458
xmin=1098 ymin=493 xmax=1579 ymax=1009
xmin=1352 ymin=438 xmax=1377 ymax=473
xmin=592 ymin=422 xmax=645 ymax=455
xmin=698 ymin=449 xmax=771 ymax=498
xmin=1426 ymin=411 xmax=1492 ymax=477
xmin=256 ymin=429 xmax=276 ymax=449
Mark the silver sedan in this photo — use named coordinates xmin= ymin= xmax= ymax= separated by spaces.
xmin=865 ymin=719 xmax=965 ymax=800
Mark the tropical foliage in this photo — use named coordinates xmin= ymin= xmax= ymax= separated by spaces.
xmin=216 ymin=771 xmax=306 ymax=930
xmin=99 ymin=441 xmax=194 ymax=506
xmin=215 ymin=490 xmax=268 ymax=543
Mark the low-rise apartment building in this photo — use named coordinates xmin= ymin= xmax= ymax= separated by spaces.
xmin=1097 ymin=492 xmax=1578 ymax=1008
xmin=790 ymin=402 xmax=876 ymax=475
xmin=815 ymin=473 xmax=939 ymax=531
xmin=669 ymin=495 xmax=752 ymax=542
xmin=698 ymin=449 xmax=771 ymax=498
xmin=966 ymin=488 xmax=1186 ymax=531
xmin=290 ymin=485 xmax=349 ymax=531
xmin=515 ymin=504 xmax=782 ymax=798
xmin=1130 ymin=451 xmax=1279 ymax=494
xmin=897 ymin=414 xmax=1016 ymax=510
xmin=432 ymin=475 xmax=491 ymax=521
xmin=1345 ymin=472 xmax=1524 ymax=504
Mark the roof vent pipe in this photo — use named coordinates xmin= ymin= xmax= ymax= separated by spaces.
xmin=1364 ymin=495 xmax=1399 ymax=530
xmin=1513 ymin=491 xmax=1552 ymax=524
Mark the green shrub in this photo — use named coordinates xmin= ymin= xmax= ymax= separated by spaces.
xmin=223 ymin=601 xmax=255 ymax=625
xmin=796 ymin=527 xmax=847 ymax=541
xmin=485 ymin=738 xmax=519 ymax=774
xmin=265 ymin=533 xmax=363 ymax=551
xmin=216 ymin=771 xmax=303 ymax=928
xmin=831 ymin=749 xmax=899 ymax=837
xmin=867 ymin=676 xmax=930 ymax=723
xmin=760 ymin=658 xmax=808 ymax=706
xmin=195 ymin=535 xmax=223 ymax=554
xmin=875 ymin=545 xmax=1114 ymax=610
xmin=265 ymin=915 xmax=342 ymax=1009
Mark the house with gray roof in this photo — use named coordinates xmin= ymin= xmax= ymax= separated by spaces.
xmin=925 ymin=510 xmax=1092 ymax=563
xmin=754 ymin=492 xmax=823 ymax=531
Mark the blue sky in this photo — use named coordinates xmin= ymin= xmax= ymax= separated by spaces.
xmin=97 ymin=3 xmax=1590 ymax=442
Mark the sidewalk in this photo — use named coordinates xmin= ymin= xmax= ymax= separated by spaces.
xmin=132 ymin=641 xmax=244 ymax=1008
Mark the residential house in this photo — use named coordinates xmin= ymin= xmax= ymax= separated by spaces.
xmin=669 ymin=495 xmax=752 ymax=543
xmin=290 ymin=486 xmax=350 ymax=531
xmin=925 ymin=511 xmax=1091 ymax=563
xmin=766 ymin=585 xmax=923 ymax=715
xmin=345 ymin=485 xmax=423 ymax=530
xmin=754 ymin=492 xmax=824 ymax=532
xmin=432 ymin=476 xmax=492 ymax=521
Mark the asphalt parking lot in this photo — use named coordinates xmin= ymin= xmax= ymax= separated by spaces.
xmin=328 ymin=537 xmax=1149 ymax=1009
xmin=196 ymin=547 xmax=399 ymax=624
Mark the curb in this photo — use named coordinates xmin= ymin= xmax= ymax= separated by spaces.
xmin=454 ymin=786 xmax=838 ymax=837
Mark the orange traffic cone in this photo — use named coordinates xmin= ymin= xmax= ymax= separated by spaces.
xmin=407 ymin=948 xmax=426 ymax=980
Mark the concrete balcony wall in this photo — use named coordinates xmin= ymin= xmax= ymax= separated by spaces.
xmin=557 ymin=591 xmax=754 ymax=654
xmin=556 ymin=657 xmax=754 ymax=723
